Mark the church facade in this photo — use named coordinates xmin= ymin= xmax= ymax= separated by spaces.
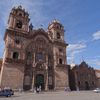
xmin=0 ymin=6 xmax=69 ymax=91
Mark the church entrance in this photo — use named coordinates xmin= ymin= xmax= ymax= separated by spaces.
xmin=35 ymin=74 xmax=45 ymax=90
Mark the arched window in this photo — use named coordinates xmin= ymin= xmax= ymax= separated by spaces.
xmin=16 ymin=20 xmax=22 ymax=28
xmin=19 ymin=13 xmax=22 ymax=16
xmin=57 ymin=32 xmax=60 ymax=39
xmin=59 ymin=48 xmax=63 ymax=52
xmin=13 ymin=52 xmax=19 ymax=59
xmin=59 ymin=58 xmax=63 ymax=64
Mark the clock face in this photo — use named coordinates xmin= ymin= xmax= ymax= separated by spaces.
xmin=16 ymin=20 xmax=22 ymax=28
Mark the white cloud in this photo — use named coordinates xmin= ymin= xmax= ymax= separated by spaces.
xmin=87 ymin=59 xmax=100 ymax=67
xmin=68 ymin=43 xmax=86 ymax=52
xmin=67 ymin=43 xmax=86 ymax=64
xmin=92 ymin=31 xmax=100 ymax=40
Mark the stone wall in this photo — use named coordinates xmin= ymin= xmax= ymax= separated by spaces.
xmin=95 ymin=70 xmax=100 ymax=88
xmin=0 ymin=59 xmax=2 ymax=74
xmin=0 ymin=63 xmax=24 ymax=90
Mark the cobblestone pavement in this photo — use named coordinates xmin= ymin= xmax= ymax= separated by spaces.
xmin=0 ymin=91 xmax=100 ymax=100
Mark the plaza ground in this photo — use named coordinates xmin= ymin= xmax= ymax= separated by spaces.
xmin=0 ymin=91 xmax=100 ymax=100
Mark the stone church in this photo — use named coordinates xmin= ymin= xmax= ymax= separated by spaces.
xmin=0 ymin=6 xmax=69 ymax=91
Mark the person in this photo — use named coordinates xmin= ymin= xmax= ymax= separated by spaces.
xmin=64 ymin=87 xmax=67 ymax=91
xmin=64 ymin=87 xmax=71 ymax=92
xmin=36 ymin=87 xmax=40 ymax=93
xmin=19 ymin=88 xmax=22 ymax=92
xmin=39 ymin=85 xmax=41 ymax=92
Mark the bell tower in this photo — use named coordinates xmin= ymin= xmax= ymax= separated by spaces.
xmin=48 ymin=20 xmax=69 ymax=90
xmin=8 ymin=5 xmax=30 ymax=32
xmin=48 ymin=19 xmax=64 ymax=41
xmin=48 ymin=19 xmax=68 ymax=66
xmin=0 ymin=6 xmax=30 ymax=89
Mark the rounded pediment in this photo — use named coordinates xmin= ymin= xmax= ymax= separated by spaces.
xmin=30 ymin=29 xmax=52 ymax=43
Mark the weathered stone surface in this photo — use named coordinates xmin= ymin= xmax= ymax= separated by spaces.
xmin=0 ymin=6 xmax=69 ymax=91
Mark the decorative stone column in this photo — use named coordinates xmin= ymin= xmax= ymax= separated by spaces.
xmin=31 ymin=73 xmax=34 ymax=91
xmin=45 ymin=66 xmax=48 ymax=91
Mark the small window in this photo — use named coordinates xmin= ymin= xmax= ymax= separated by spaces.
xmin=19 ymin=13 xmax=22 ymax=16
xmin=56 ymin=25 xmax=59 ymax=29
xmin=59 ymin=58 xmax=63 ymax=64
xmin=13 ymin=52 xmax=19 ymax=59
xmin=16 ymin=20 xmax=22 ymax=28
xmin=37 ymin=52 xmax=43 ymax=60
xmin=15 ymin=39 xmax=20 ymax=44
xmin=57 ymin=32 xmax=60 ymax=39
xmin=59 ymin=48 xmax=63 ymax=52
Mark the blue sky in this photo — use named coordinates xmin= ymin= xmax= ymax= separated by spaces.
xmin=0 ymin=0 xmax=100 ymax=69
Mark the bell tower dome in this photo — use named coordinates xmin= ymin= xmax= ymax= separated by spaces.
xmin=8 ymin=5 xmax=30 ymax=32
xmin=48 ymin=19 xmax=64 ymax=41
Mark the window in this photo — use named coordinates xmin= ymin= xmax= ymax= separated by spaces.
xmin=13 ymin=52 xmax=19 ymax=59
xmin=19 ymin=13 xmax=22 ymax=16
xmin=15 ymin=39 xmax=20 ymax=44
xmin=57 ymin=32 xmax=60 ymax=39
xmin=37 ymin=52 xmax=43 ymax=60
xmin=16 ymin=20 xmax=22 ymax=28
xmin=59 ymin=58 xmax=63 ymax=64
xmin=59 ymin=48 xmax=63 ymax=52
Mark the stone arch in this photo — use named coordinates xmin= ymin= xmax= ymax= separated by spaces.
xmin=34 ymin=35 xmax=49 ymax=43
xmin=34 ymin=62 xmax=47 ymax=90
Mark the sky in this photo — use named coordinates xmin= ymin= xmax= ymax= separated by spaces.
xmin=0 ymin=0 xmax=100 ymax=69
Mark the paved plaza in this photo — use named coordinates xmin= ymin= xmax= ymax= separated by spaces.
xmin=0 ymin=91 xmax=100 ymax=100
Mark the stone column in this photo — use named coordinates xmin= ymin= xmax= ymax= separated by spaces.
xmin=13 ymin=18 xmax=16 ymax=28
xmin=31 ymin=73 xmax=34 ymax=91
xmin=45 ymin=67 xmax=48 ymax=91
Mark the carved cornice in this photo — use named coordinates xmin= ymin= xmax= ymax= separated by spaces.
xmin=4 ymin=29 xmax=52 ymax=43
xmin=53 ymin=40 xmax=68 ymax=47
xmin=4 ymin=29 xmax=29 ymax=40
xmin=56 ymin=64 xmax=68 ymax=68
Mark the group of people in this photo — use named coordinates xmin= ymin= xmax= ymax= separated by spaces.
xmin=34 ymin=85 xmax=41 ymax=93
